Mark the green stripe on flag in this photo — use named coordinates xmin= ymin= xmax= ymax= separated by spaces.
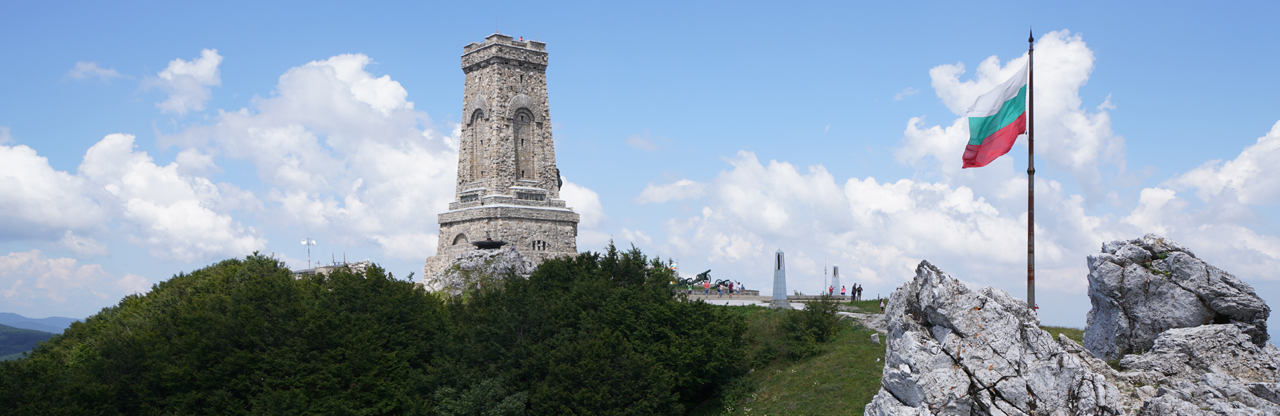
xmin=967 ymin=85 xmax=1027 ymax=145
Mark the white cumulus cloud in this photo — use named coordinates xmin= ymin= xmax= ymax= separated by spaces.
xmin=642 ymin=149 xmax=1120 ymax=314
xmin=0 ymin=143 xmax=107 ymax=239
xmin=149 ymin=49 xmax=222 ymax=115
xmin=1115 ymin=120 xmax=1280 ymax=282
xmin=560 ymin=176 xmax=610 ymax=250
xmin=915 ymin=30 xmax=1125 ymax=202
xmin=60 ymin=231 xmax=109 ymax=258
xmin=66 ymin=61 xmax=125 ymax=83
xmin=160 ymin=53 xmax=458 ymax=262
xmin=1167 ymin=120 xmax=1280 ymax=206
xmin=894 ymin=87 xmax=919 ymax=101
xmin=637 ymin=179 xmax=707 ymax=204
xmin=79 ymin=133 xmax=264 ymax=261
xmin=0 ymin=250 xmax=149 ymax=318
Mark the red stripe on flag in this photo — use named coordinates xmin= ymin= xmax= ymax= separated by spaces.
xmin=962 ymin=113 xmax=1026 ymax=168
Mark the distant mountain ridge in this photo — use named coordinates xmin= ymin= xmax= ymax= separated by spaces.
xmin=0 ymin=323 xmax=56 ymax=361
xmin=0 ymin=312 xmax=79 ymax=334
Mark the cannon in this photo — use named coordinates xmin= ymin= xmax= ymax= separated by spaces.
xmin=675 ymin=270 xmax=712 ymax=287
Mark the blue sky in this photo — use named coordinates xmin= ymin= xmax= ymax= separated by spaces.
xmin=2 ymin=1 xmax=1279 ymax=334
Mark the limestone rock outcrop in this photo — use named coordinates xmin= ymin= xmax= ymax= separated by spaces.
xmin=866 ymin=261 xmax=1124 ymax=415
xmin=1118 ymin=324 xmax=1280 ymax=414
xmin=865 ymin=235 xmax=1279 ymax=414
xmin=421 ymin=247 xmax=534 ymax=296
xmin=1084 ymin=234 xmax=1270 ymax=361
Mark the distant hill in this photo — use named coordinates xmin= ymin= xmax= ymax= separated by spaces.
xmin=0 ymin=312 xmax=79 ymax=334
xmin=0 ymin=323 xmax=56 ymax=361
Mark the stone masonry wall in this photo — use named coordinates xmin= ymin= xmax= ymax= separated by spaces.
xmin=424 ymin=33 xmax=579 ymax=282
xmin=456 ymin=34 xmax=559 ymax=200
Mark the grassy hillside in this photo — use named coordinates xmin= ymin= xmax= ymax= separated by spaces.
xmin=844 ymin=299 xmax=886 ymax=313
xmin=688 ymin=301 xmax=887 ymax=416
xmin=680 ymin=300 xmax=1085 ymax=415
xmin=717 ymin=324 xmax=884 ymax=415
xmin=0 ymin=324 xmax=55 ymax=361
xmin=1041 ymin=326 xmax=1084 ymax=344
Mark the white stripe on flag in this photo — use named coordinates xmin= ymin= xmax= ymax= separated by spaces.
xmin=965 ymin=60 xmax=1029 ymax=118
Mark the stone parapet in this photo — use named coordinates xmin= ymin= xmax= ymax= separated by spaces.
xmin=449 ymin=198 xmax=568 ymax=211
xmin=463 ymin=33 xmax=546 ymax=53
xmin=439 ymin=204 xmax=579 ymax=225
xmin=462 ymin=36 xmax=548 ymax=74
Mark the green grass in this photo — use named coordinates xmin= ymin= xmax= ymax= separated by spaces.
xmin=680 ymin=306 xmax=1082 ymax=415
xmin=1040 ymin=326 xmax=1084 ymax=344
xmin=689 ymin=306 xmax=886 ymax=415
xmin=843 ymin=299 xmax=886 ymax=313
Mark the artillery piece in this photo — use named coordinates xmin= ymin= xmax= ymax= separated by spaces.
xmin=675 ymin=270 xmax=713 ymax=286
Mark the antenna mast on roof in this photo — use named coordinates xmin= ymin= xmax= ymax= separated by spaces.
xmin=301 ymin=238 xmax=316 ymax=269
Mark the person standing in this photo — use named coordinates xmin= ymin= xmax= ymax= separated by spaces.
xmin=841 ymin=285 xmax=846 ymax=298
xmin=857 ymin=284 xmax=863 ymax=301
xmin=879 ymin=298 xmax=885 ymax=313
xmin=728 ymin=281 xmax=734 ymax=298
xmin=704 ymin=280 xmax=710 ymax=296
xmin=717 ymin=283 xmax=724 ymax=298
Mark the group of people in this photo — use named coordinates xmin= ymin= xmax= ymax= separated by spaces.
xmin=688 ymin=280 xmax=745 ymax=298
xmin=828 ymin=283 xmax=864 ymax=300
xmin=712 ymin=280 xmax=743 ymax=298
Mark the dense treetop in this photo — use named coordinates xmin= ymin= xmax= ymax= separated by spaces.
xmin=0 ymin=246 xmax=750 ymax=415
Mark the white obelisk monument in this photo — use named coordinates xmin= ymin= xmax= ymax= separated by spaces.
xmin=770 ymin=249 xmax=791 ymax=309
xmin=831 ymin=264 xmax=841 ymax=298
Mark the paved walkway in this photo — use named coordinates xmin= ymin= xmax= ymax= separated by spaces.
xmin=838 ymin=311 xmax=888 ymax=334
xmin=682 ymin=293 xmax=889 ymax=334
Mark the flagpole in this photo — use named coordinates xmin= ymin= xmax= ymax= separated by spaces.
xmin=1027 ymin=30 xmax=1036 ymax=312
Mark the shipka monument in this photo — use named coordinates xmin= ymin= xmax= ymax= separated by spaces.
xmin=770 ymin=249 xmax=791 ymax=309
xmin=424 ymin=33 xmax=580 ymax=280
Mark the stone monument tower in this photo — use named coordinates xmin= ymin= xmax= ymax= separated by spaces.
xmin=424 ymin=33 xmax=580 ymax=278
xmin=770 ymin=249 xmax=791 ymax=309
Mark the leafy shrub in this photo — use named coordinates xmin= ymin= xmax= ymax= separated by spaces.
xmin=779 ymin=295 xmax=843 ymax=360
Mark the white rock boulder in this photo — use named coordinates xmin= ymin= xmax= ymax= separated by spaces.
xmin=421 ymin=247 xmax=534 ymax=296
xmin=866 ymin=260 xmax=1124 ymax=415
xmin=1120 ymin=324 xmax=1280 ymax=415
xmin=1084 ymin=234 xmax=1270 ymax=361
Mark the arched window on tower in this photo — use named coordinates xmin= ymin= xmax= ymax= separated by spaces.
xmin=452 ymin=233 xmax=469 ymax=246
xmin=513 ymin=108 xmax=536 ymax=180
xmin=469 ymin=109 xmax=484 ymax=181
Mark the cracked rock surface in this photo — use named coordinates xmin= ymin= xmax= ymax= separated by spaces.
xmin=1119 ymin=324 xmax=1280 ymax=415
xmin=421 ymin=247 xmax=533 ymax=296
xmin=1084 ymin=234 xmax=1270 ymax=361
xmin=865 ymin=260 xmax=1124 ymax=415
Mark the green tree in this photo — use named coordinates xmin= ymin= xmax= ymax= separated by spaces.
xmin=0 ymin=246 xmax=748 ymax=416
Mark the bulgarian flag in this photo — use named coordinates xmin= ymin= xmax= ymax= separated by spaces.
xmin=963 ymin=61 xmax=1029 ymax=168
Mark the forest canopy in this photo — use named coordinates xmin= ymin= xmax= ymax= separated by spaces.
xmin=0 ymin=246 xmax=749 ymax=415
